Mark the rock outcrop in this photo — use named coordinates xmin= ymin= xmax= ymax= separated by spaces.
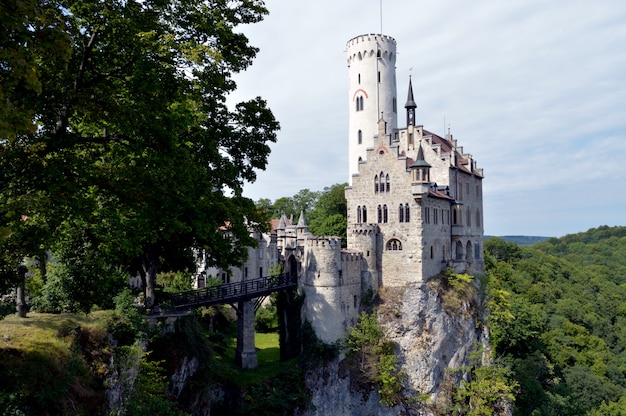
xmin=301 ymin=281 xmax=487 ymax=415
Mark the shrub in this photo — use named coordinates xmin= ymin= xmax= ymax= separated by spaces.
xmin=346 ymin=311 xmax=405 ymax=406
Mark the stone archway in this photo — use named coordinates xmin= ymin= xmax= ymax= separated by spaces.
xmin=455 ymin=240 xmax=464 ymax=260
xmin=466 ymin=241 xmax=473 ymax=263
xmin=286 ymin=254 xmax=298 ymax=280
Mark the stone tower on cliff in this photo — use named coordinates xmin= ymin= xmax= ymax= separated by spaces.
xmin=344 ymin=33 xmax=485 ymax=287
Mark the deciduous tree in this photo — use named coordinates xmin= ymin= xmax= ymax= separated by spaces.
xmin=0 ymin=0 xmax=279 ymax=308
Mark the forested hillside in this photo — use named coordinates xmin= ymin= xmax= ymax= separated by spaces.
xmin=486 ymin=226 xmax=626 ymax=415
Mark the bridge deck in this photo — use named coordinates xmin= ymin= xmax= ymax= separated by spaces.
xmin=162 ymin=272 xmax=297 ymax=312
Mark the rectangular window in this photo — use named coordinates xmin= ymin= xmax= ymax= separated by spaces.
xmin=378 ymin=71 xmax=381 ymax=83
xmin=424 ymin=207 xmax=430 ymax=224
xmin=434 ymin=209 xmax=438 ymax=224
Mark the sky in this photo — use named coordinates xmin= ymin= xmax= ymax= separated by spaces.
xmin=229 ymin=0 xmax=626 ymax=238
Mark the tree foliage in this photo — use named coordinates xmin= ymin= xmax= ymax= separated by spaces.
xmin=485 ymin=227 xmax=626 ymax=415
xmin=452 ymin=348 xmax=517 ymax=416
xmin=346 ymin=311 xmax=405 ymax=407
xmin=1 ymin=0 xmax=279 ymax=308
xmin=256 ymin=183 xmax=348 ymax=245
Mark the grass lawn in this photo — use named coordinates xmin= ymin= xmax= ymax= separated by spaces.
xmin=220 ymin=330 xmax=299 ymax=387
xmin=0 ymin=311 xmax=106 ymax=354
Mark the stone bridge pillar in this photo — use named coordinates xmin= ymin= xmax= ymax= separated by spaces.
xmin=235 ymin=300 xmax=258 ymax=369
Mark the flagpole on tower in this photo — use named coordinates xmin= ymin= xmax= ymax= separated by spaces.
xmin=380 ymin=0 xmax=383 ymax=34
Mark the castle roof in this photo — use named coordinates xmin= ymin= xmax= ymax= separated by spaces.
xmin=271 ymin=214 xmax=292 ymax=234
xmin=422 ymin=129 xmax=483 ymax=178
xmin=428 ymin=189 xmax=454 ymax=200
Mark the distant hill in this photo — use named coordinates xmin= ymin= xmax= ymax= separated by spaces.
xmin=485 ymin=235 xmax=550 ymax=245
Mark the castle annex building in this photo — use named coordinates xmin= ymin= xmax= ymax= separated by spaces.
xmin=200 ymin=34 xmax=484 ymax=345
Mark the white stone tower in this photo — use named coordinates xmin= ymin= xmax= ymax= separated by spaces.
xmin=347 ymin=34 xmax=398 ymax=183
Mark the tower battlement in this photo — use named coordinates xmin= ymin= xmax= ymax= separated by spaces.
xmin=304 ymin=236 xmax=342 ymax=249
xmin=350 ymin=223 xmax=379 ymax=236
xmin=346 ymin=34 xmax=397 ymax=65
xmin=341 ymin=250 xmax=363 ymax=262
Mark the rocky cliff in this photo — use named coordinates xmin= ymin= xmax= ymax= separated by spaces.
xmin=300 ymin=279 xmax=488 ymax=415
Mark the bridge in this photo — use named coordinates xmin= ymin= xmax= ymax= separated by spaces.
xmin=166 ymin=272 xmax=297 ymax=311
xmin=150 ymin=272 xmax=298 ymax=370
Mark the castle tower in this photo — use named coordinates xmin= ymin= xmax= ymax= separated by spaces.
xmin=347 ymin=34 xmax=398 ymax=183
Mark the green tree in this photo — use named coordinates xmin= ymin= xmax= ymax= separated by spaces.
xmin=308 ymin=183 xmax=347 ymax=245
xmin=346 ymin=311 xmax=405 ymax=406
xmin=453 ymin=348 xmax=518 ymax=416
xmin=0 ymin=0 xmax=279 ymax=308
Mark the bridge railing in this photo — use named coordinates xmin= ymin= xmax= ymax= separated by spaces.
xmin=167 ymin=272 xmax=296 ymax=311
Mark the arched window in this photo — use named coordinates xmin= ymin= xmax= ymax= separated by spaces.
xmin=405 ymin=204 xmax=410 ymax=222
xmin=377 ymin=205 xmax=382 ymax=223
xmin=455 ymin=241 xmax=464 ymax=260
xmin=386 ymin=174 xmax=390 ymax=193
xmin=357 ymin=206 xmax=362 ymax=223
xmin=374 ymin=175 xmax=379 ymax=193
xmin=356 ymin=96 xmax=364 ymax=111
xmin=467 ymin=208 xmax=472 ymax=227
xmin=453 ymin=207 xmax=460 ymax=225
xmin=363 ymin=206 xmax=367 ymax=223
xmin=358 ymin=129 xmax=362 ymax=144
xmin=383 ymin=205 xmax=388 ymax=223
xmin=476 ymin=209 xmax=481 ymax=227
xmin=379 ymin=172 xmax=385 ymax=192
xmin=466 ymin=241 xmax=473 ymax=262
xmin=399 ymin=204 xmax=404 ymax=223
xmin=386 ymin=239 xmax=402 ymax=251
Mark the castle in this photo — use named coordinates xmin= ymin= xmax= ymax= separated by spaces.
xmin=199 ymin=34 xmax=484 ymax=344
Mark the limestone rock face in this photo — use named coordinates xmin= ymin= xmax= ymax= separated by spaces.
xmin=301 ymin=282 xmax=486 ymax=415
xmin=383 ymin=283 xmax=483 ymax=401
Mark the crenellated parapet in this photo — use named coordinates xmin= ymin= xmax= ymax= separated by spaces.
xmin=346 ymin=34 xmax=397 ymax=66
xmin=350 ymin=223 xmax=379 ymax=236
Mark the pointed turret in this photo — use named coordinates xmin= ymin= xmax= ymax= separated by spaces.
xmin=405 ymin=76 xmax=417 ymax=127
xmin=296 ymin=210 xmax=307 ymax=228
xmin=411 ymin=144 xmax=431 ymax=197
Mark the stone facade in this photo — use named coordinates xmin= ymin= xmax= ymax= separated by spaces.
xmin=197 ymin=33 xmax=484 ymax=344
